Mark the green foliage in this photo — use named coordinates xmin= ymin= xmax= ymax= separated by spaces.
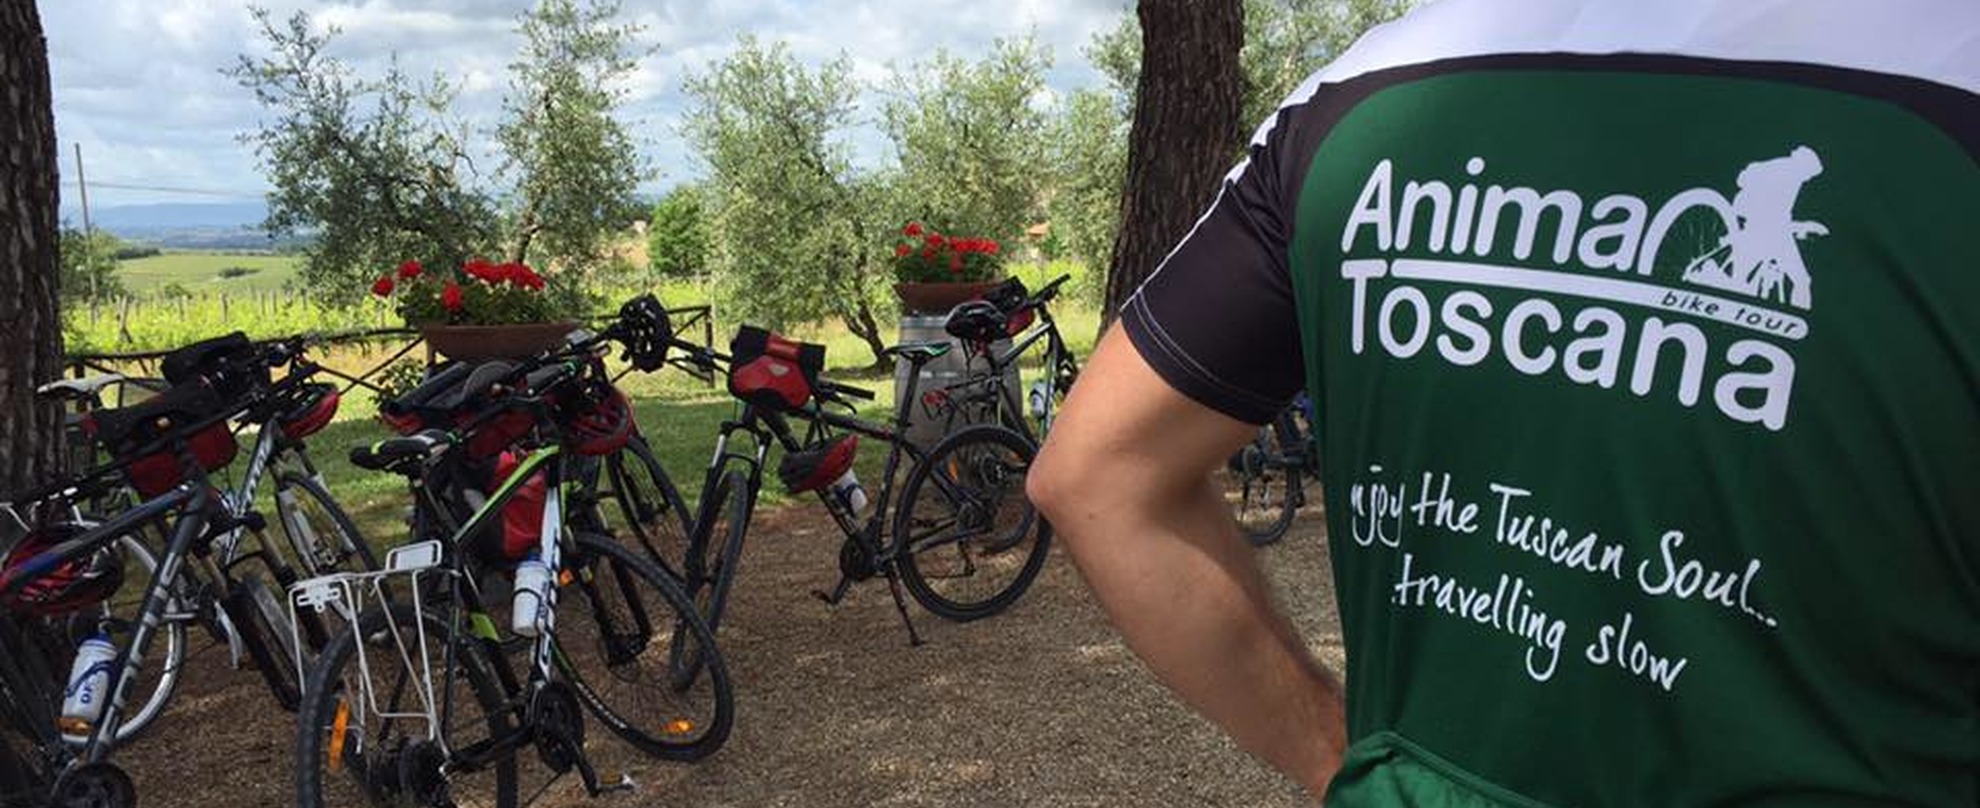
xmin=681 ymin=37 xmax=889 ymax=359
xmin=646 ymin=184 xmax=709 ymax=279
xmin=882 ymin=37 xmax=1052 ymax=245
xmin=216 ymin=266 xmax=261 ymax=280
xmin=1044 ymin=88 xmax=1129 ymax=280
xmin=231 ymin=8 xmax=500 ymax=305
xmin=58 ymin=228 xmax=125 ymax=302
xmin=233 ymin=1 xmax=642 ymax=310
xmin=498 ymin=0 xmax=646 ymax=276
xmin=1241 ymin=0 xmax=1415 ymax=129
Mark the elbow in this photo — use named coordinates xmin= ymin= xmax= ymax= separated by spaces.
xmin=1026 ymin=437 xmax=1089 ymax=532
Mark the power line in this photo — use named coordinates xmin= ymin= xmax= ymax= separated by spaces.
xmin=85 ymin=181 xmax=268 ymax=199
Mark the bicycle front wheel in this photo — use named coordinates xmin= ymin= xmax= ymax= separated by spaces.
xmin=275 ymin=472 xmax=380 ymax=577
xmin=598 ymin=434 xmax=692 ymax=579
xmin=555 ymin=531 xmax=734 ymax=761
xmin=894 ymin=424 xmax=1052 ymax=622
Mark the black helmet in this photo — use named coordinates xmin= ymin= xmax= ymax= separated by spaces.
xmin=943 ymin=300 xmax=1008 ymax=345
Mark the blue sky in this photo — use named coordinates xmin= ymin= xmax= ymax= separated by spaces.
xmin=43 ymin=0 xmax=1129 ymax=214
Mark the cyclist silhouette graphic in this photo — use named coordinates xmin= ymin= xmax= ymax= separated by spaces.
xmin=1684 ymin=146 xmax=1827 ymax=310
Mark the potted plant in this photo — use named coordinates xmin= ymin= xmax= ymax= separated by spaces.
xmin=891 ymin=221 xmax=1005 ymax=314
xmin=371 ymin=258 xmax=579 ymax=361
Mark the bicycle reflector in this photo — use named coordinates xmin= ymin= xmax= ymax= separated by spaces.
xmin=0 ymin=523 xmax=125 ymax=616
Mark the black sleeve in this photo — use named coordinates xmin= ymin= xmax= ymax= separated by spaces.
xmin=1119 ymin=113 xmax=1304 ymax=426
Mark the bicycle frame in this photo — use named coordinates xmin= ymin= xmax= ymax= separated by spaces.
xmin=941 ymin=303 xmax=1076 ymax=438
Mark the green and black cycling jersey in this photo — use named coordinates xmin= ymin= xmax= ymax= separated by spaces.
xmin=1123 ymin=1 xmax=1980 ymax=805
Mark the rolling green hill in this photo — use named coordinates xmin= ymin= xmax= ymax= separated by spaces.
xmin=117 ymin=251 xmax=303 ymax=293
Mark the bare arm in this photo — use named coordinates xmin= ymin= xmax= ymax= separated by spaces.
xmin=1029 ymin=328 xmax=1347 ymax=796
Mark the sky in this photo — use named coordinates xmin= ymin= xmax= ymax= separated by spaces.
xmin=42 ymin=0 xmax=1131 ymax=215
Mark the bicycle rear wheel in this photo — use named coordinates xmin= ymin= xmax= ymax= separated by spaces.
xmin=555 ymin=531 xmax=733 ymax=761
xmin=295 ymin=607 xmax=521 ymax=808
xmin=1225 ymin=421 xmax=1299 ymax=547
xmin=895 ymin=424 xmax=1052 ymax=622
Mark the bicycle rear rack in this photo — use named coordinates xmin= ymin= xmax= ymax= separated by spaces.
xmin=286 ymin=541 xmax=448 ymax=744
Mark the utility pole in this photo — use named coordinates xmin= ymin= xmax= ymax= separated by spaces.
xmin=73 ymin=141 xmax=96 ymax=300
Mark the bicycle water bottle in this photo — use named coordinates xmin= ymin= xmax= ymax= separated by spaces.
xmin=829 ymin=469 xmax=868 ymax=517
xmin=1027 ymin=380 xmax=1050 ymax=419
xmin=512 ymin=553 xmax=551 ymax=638
xmin=58 ymin=632 xmax=118 ymax=739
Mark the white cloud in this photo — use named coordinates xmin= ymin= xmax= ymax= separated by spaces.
xmin=44 ymin=0 xmax=1129 ymax=212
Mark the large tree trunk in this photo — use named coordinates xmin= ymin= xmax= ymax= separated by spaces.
xmin=0 ymin=0 xmax=65 ymax=502
xmin=1100 ymin=0 xmax=1245 ymax=330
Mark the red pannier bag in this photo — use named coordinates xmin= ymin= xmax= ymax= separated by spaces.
xmin=727 ymin=326 xmax=825 ymax=413
xmin=85 ymin=382 xmax=239 ymax=498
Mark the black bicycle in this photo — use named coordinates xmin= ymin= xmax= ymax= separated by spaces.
xmin=0 ymin=377 xmax=334 ymax=807
xmin=658 ymin=322 xmax=1050 ymax=667
xmin=292 ymin=298 xmax=732 ymax=808
xmin=1225 ymin=392 xmax=1318 ymax=546
xmin=921 ymin=275 xmax=1080 ymax=442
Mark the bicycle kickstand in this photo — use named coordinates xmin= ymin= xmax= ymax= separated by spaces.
xmin=811 ymin=575 xmax=854 ymax=606
xmin=882 ymin=570 xmax=925 ymax=647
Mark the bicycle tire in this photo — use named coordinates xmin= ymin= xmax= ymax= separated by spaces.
xmin=275 ymin=472 xmax=381 ymax=577
xmin=555 ymin=531 xmax=733 ymax=761
xmin=894 ymin=424 xmax=1052 ymax=622
xmin=221 ymin=572 xmax=303 ymax=712
xmin=1226 ymin=420 xmax=1299 ymax=547
xmin=667 ymin=468 xmax=751 ymax=691
xmin=599 ymin=434 xmax=693 ymax=579
xmin=295 ymin=606 xmax=519 ymax=808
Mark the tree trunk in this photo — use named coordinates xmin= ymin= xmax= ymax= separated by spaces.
xmin=0 ymin=0 xmax=64 ymax=501
xmin=1100 ymin=0 xmax=1245 ymax=330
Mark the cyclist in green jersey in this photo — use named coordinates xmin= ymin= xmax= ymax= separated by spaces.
xmin=1032 ymin=1 xmax=1980 ymax=805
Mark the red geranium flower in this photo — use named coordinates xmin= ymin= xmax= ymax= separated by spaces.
xmin=396 ymin=259 xmax=422 ymax=280
xmin=463 ymin=258 xmax=498 ymax=284
xmin=986 ymin=240 xmax=1000 ymax=255
xmin=371 ymin=276 xmax=395 ymax=297
xmin=922 ymin=246 xmax=937 ymax=260
xmin=441 ymin=280 xmax=464 ymax=311
xmin=926 ymin=233 xmax=945 ymax=248
xmin=904 ymin=221 xmax=924 ymax=237
xmin=894 ymin=243 xmax=911 ymax=258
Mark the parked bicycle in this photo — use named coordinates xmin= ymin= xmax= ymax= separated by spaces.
xmin=658 ymin=319 xmax=1051 ymax=665
xmin=5 ymin=333 xmax=380 ymax=746
xmin=0 ymin=368 xmax=351 ymax=807
xmin=921 ymin=274 xmax=1081 ymax=441
xmin=1224 ymin=392 xmax=1318 ymax=546
xmin=291 ymin=297 xmax=732 ymax=807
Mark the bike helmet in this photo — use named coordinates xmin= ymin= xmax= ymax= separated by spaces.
xmin=614 ymin=295 xmax=674 ymax=372
xmin=0 ymin=523 xmax=124 ymax=616
xmin=276 ymin=383 xmax=341 ymax=440
xmin=777 ymin=435 xmax=859 ymax=494
xmin=565 ymin=385 xmax=633 ymax=457
xmin=943 ymin=300 xmax=1008 ymax=345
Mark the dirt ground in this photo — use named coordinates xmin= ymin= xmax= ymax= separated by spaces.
xmin=115 ymin=500 xmax=1342 ymax=807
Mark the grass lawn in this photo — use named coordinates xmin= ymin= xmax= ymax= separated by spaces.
xmin=117 ymin=251 xmax=303 ymax=294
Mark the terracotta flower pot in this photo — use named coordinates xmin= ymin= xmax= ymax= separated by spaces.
xmin=894 ymin=281 xmax=1001 ymax=316
xmin=419 ymin=321 xmax=581 ymax=362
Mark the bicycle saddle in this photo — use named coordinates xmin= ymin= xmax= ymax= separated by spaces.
xmin=350 ymin=429 xmax=455 ymax=474
xmin=36 ymin=374 xmax=129 ymax=401
xmin=882 ymin=341 xmax=953 ymax=365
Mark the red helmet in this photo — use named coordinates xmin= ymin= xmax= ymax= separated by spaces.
xmin=565 ymin=385 xmax=633 ymax=457
xmin=1 ymin=523 xmax=124 ymax=617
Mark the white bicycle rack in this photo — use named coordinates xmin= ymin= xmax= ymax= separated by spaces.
xmin=287 ymin=540 xmax=448 ymax=744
